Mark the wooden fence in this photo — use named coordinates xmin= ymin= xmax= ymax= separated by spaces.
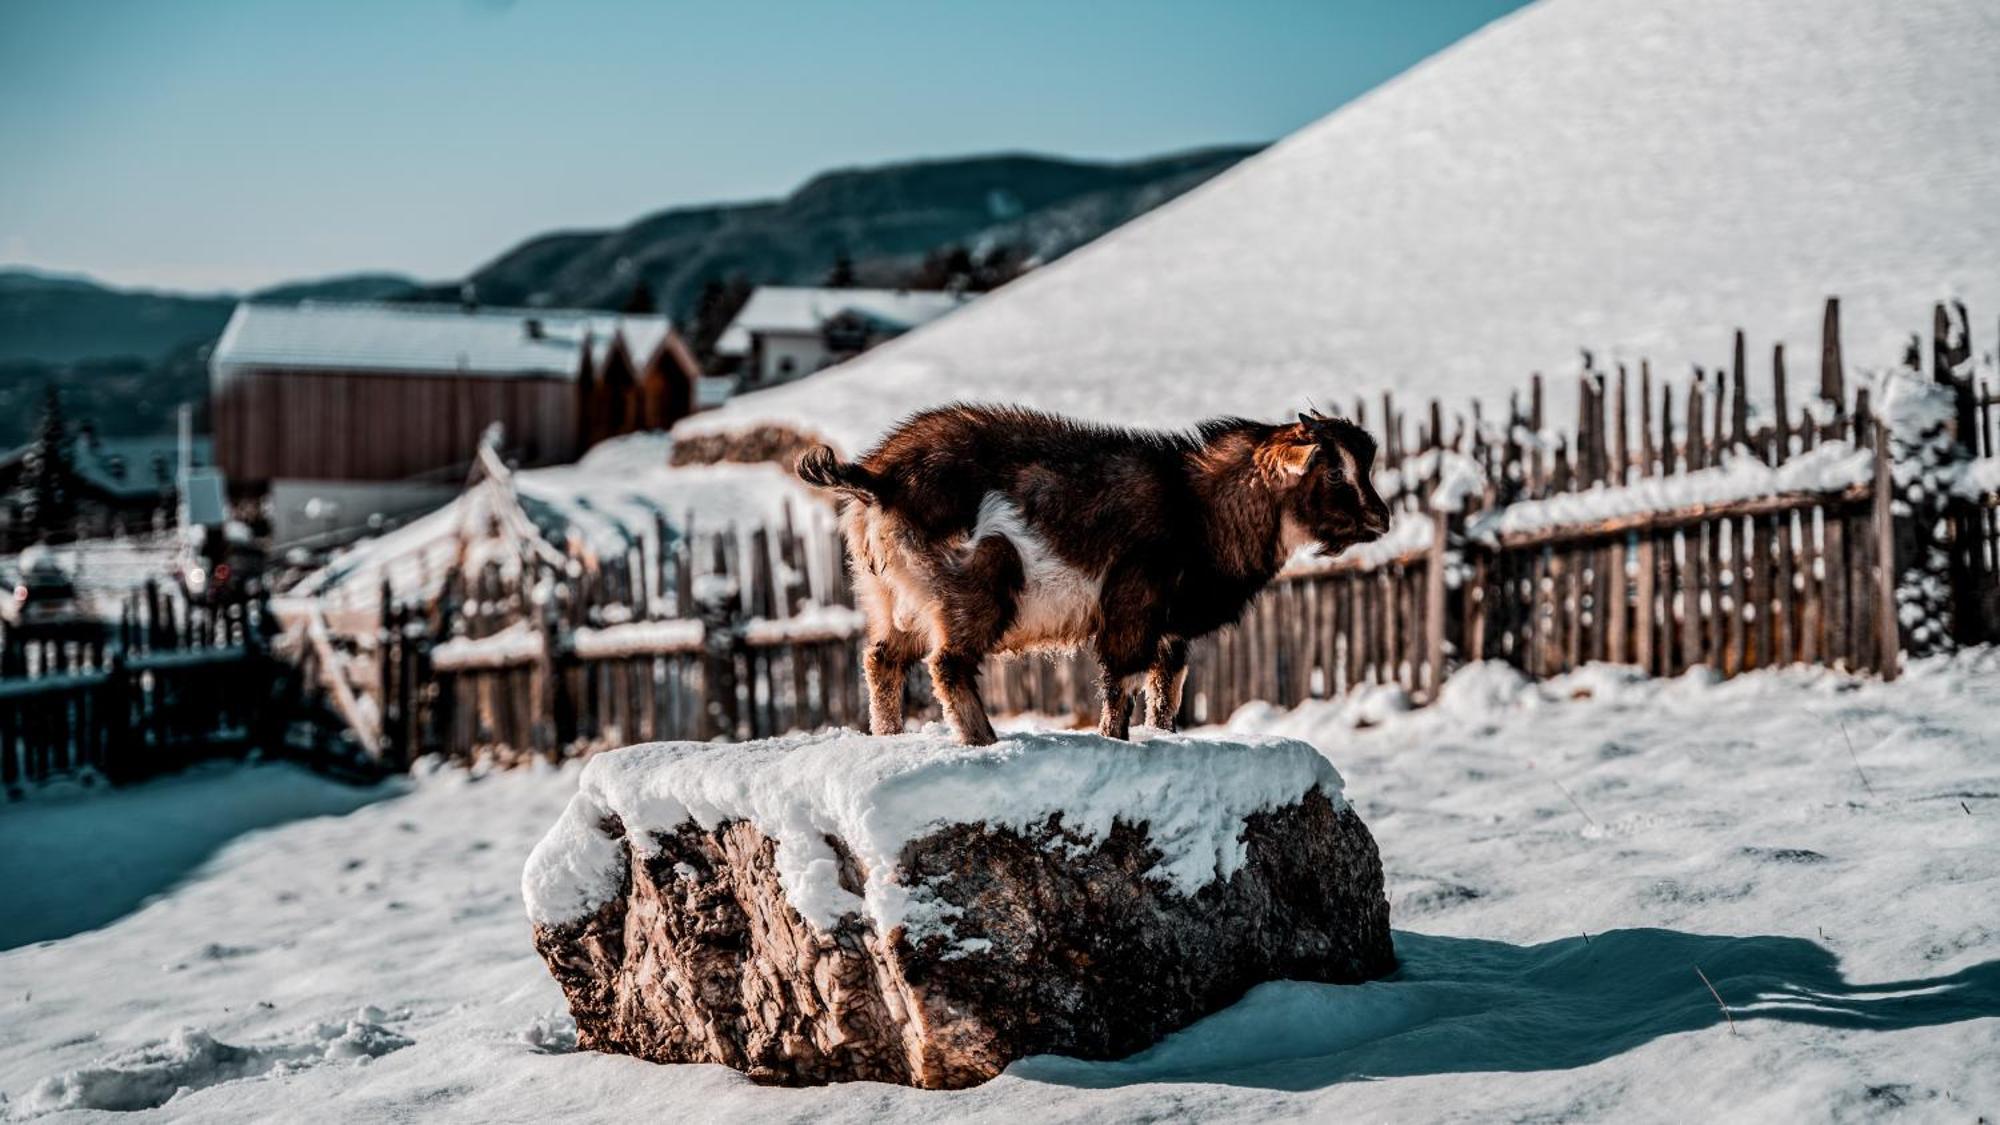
xmin=352 ymin=298 xmax=1996 ymax=765
xmin=0 ymin=590 xmax=277 ymax=791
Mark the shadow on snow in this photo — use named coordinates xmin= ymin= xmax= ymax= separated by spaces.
xmin=1011 ymin=928 xmax=2000 ymax=1091
xmin=0 ymin=762 xmax=393 ymax=950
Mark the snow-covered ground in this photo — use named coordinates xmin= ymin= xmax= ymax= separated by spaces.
xmin=3 ymin=653 xmax=1998 ymax=1121
xmin=679 ymin=0 xmax=2000 ymax=455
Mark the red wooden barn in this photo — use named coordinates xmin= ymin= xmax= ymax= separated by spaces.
xmin=209 ymin=301 xmax=702 ymax=538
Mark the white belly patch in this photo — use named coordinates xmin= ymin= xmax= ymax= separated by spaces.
xmin=971 ymin=493 xmax=1102 ymax=651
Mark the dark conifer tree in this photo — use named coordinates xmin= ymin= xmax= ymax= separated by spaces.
xmin=621 ymin=279 xmax=658 ymax=315
xmin=689 ymin=275 xmax=755 ymax=371
xmin=20 ymin=384 xmax=79 ymax=541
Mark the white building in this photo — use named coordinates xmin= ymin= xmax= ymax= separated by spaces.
xmin=713 ymin=287 xmax=972 ymax=392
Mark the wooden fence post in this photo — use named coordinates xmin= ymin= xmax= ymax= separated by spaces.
xmin=1770 ymin=343 xmax=1791 ymax=465
xmin=536 ymin=582 xmax=564 ymax=759
xmin=1870 ymin=427 xmax=1900 ymax=680
xmin=377 ymin=582 xmax=401 ymax=769
xmin=1422 ymin=508 xmax=1450 ymax=701
xmin=1731 ymin=329 xmax=1750 ymax=449
xmin=698 ymin=572 xmax=743 ymax=741
xmin=1821 ymin=296 xmax=1845 ymax=410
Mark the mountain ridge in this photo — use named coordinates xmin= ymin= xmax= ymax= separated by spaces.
xmin=0 ymin=143 xmax=1258 ymax=447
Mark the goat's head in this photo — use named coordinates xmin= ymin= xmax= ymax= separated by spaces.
xmin=1258 ymin=410 xmax=1391 ymax=553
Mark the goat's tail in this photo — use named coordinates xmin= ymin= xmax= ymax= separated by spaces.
xmin=795 ymin=444 xmax=880 ymax=504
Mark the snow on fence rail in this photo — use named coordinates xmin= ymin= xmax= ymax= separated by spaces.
xmin=350 ymin=298 xmax=1997 ymax=766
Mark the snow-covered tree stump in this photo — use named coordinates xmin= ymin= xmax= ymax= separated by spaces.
xmin=523 ymin=729 xmax=1393 ymax=1089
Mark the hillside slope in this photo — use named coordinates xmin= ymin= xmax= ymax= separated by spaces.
xmin=680 ymin=0 xmax=2000 ymax=453
xmin=449 ymin=147 xmax=1256 ymax=316
xmin=0 ymin=271 xmax=422 ymax=367
xmin=0 ymin=271 xmax=236 ymax=366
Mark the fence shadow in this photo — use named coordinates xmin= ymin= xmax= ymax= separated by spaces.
xmin=1010 ymin=928 xmax=2000 ymax=1091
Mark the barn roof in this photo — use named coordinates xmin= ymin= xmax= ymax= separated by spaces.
xmin=714 ymin=287 xmax=971 ymax=356
xmin=211 ymin=301 xmax=675 ymax=383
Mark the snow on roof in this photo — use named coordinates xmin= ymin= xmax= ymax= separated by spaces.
xmin=679 ymin=0 xmax=2000 ymax=454
xmin=713 ymin=287 xmax=973 ymax=356
xmin=1 ymin=433 xmax=215 ymax=500
xmin=211 ymin=301 xmax=675 ymax=383
xmin=521 ymin=728 xmax=1344 ymax=934
xmin=592 ymin=316 xmax=672 ymax=371
xmin=79 ymin=434 xmax=214 ymax=499
xmin=287 ymin=433 xmax=825 ymax=612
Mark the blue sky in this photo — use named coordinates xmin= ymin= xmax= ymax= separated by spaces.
xmin=0 ymin=0 xmax=1528 ymax=293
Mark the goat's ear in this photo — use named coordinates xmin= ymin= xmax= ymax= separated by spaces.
xmin=1258 ymin=430 xmax=1318 ymax=478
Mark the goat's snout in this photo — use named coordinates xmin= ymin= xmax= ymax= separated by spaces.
xmin=1358 ymin=506 xmax=1391 ymax=540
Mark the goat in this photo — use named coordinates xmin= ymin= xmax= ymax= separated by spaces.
xmin=796 ymin=404 xmax=1391 ymax=745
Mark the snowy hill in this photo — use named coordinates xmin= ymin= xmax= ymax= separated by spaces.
xmin=679 ymin=0 xmax=2000 ymax=454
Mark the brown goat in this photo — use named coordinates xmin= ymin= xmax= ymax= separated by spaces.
xmin=797 ymin=404 xmax=1390 ymax=745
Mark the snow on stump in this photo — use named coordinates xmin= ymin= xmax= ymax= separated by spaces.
xmin=522 ymin=729 xmax=1394 ymax=1089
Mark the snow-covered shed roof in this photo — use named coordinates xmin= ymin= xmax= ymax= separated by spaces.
xmin=211 ymin=301 xmax=676 ymax=383
xmin=285 ymin=433 xmax=826 ymax=614
xmin=679 ymin=0 xmax=2000 ymax=455
xmin=713 ymin=287 xmax=972 ymax=356
xmin=0 ymin=433 xmax=214 ymax=501
xmin=592 ymin=317 xmax=673 ymax=371
xmin=76 ymin=434 xmax=214 ymax=499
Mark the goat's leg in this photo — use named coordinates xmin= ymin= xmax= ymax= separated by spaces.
xmin=1144 ymin=637 xmax=1189 ymax=731
xmin=924 ymin=536 xmax=1021 ymax=747
xmin=929 ymin=646 xmax=997 ymax=746
xmin=1095 ymin=562 xmax=1168 ymax=741
xmin=863 ymin=631 xmax=922 ymax=736
xmin=1096 ymin=660 xmax=1137 ymax=740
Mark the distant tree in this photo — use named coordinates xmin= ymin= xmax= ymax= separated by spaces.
xmin=19 ymin=385 xmax=79 ymax=541
xmin=621 ymin=279 xmax=659 ymax=315
xmin=688 ymin=275 xmax=755 ymax=372
xmin=908 ymin=244 xmax=977 ymax=292
xmin=972 ymin=243 xmax=1033 ymax=291
xmin=824 ymin=255 xmax=857 ymax=288
xmin=903 ymin=242 xmax=1031 ymax=293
